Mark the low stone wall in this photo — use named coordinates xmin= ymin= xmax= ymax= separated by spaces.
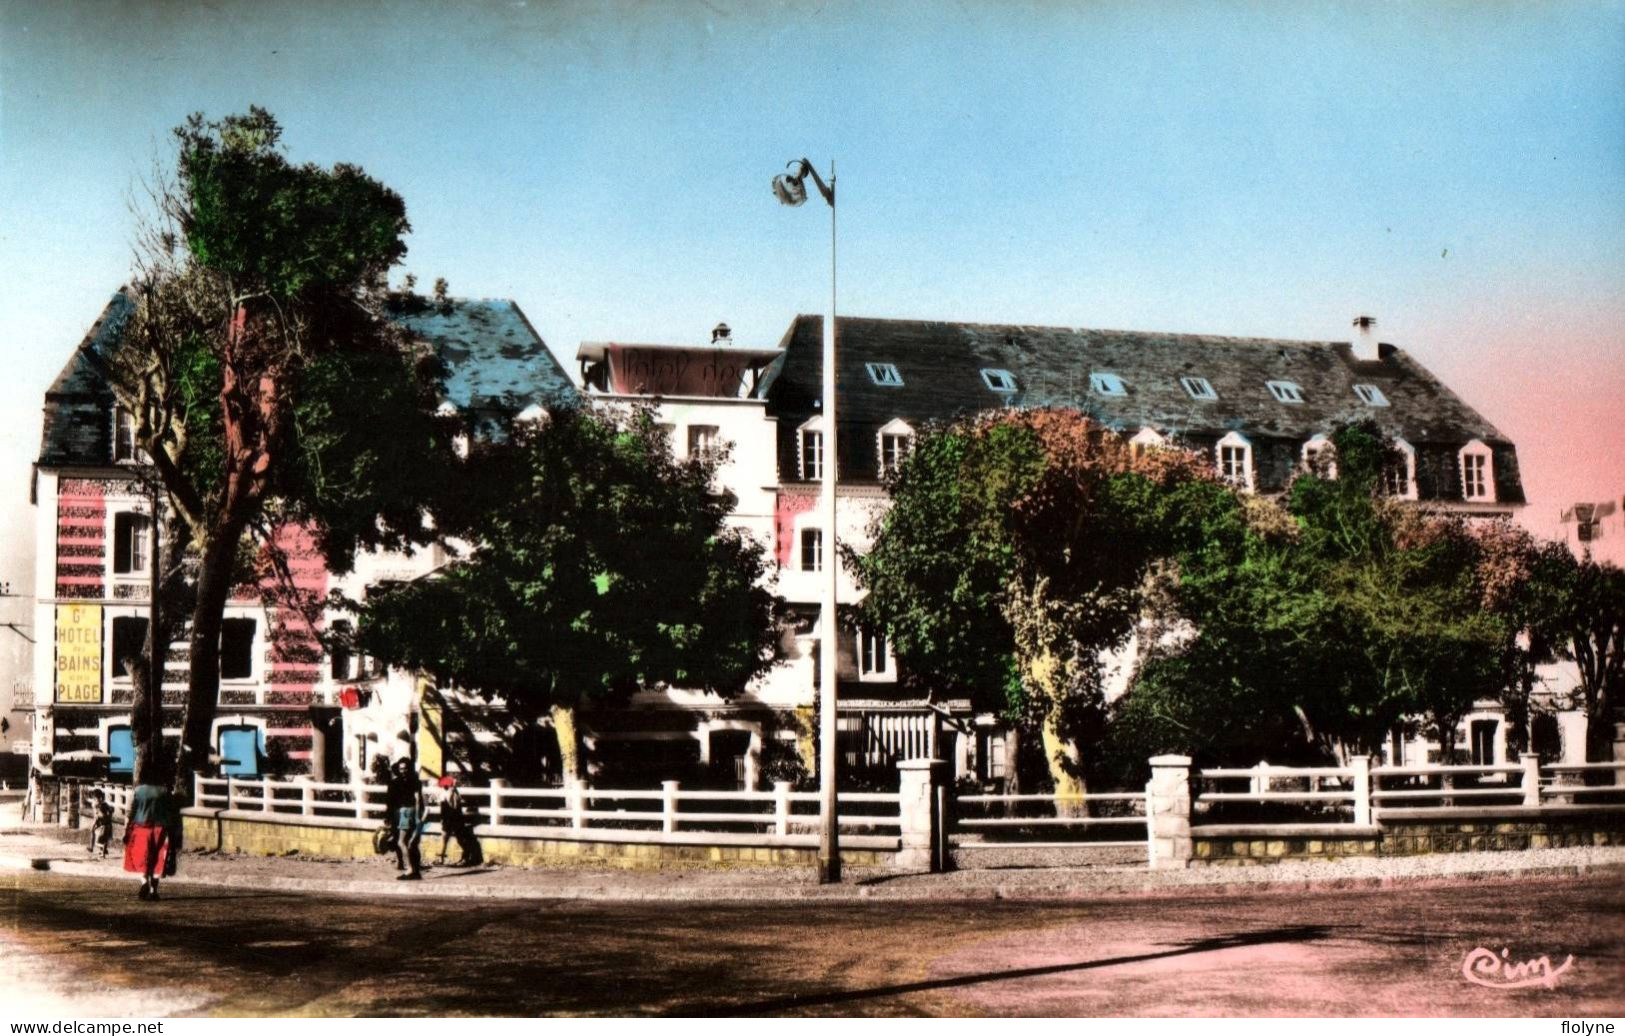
xmin=1193 ymin=825 xmax=1380 ymax=866
xmin=1190 ymin=811 xmax=1625 ymax=866
xmin=181 ymin=809 xmax=894 ymax=869
xmin=1381 ymin=816 xmax=1625 ymax=855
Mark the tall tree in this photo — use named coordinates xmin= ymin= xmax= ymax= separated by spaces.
xmin=356 ymin=405 xmax=782 ymax=784
xmin=1550 ymin=558 xmax=1625 ymax=762
xmin=1114 ymin=423 xmax=1508 ymax=769
xmin=106 ymin=108 xmax=449 ymax=788
xmin=853 ymin=409 xmax=1218 ymax=795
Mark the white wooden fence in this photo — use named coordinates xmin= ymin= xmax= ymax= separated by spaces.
xmin=185 ymin=774 xmax=903 ymax=850
xmin=951 ymin=790 xmax=1148 ymax=850
xmin=1193 ymin=758 xmax=1625 ymax=825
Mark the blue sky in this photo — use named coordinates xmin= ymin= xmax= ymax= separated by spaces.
xmin=2 ymin=0 xmax=1622 ymax=596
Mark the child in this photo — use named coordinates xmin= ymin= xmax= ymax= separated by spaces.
xmin=87 ymin=789 xmax=114 ymax=857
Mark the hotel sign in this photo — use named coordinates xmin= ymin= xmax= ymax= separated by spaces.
xmin=55 ymin=604 xmax=103 ymax=703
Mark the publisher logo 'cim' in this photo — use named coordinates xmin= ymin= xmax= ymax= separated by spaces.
xmin=1461 ymin=946 xmax=1574 ymax=990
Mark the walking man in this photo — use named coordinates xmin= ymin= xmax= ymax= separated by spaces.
xmin=385 ymin=757 xmax=425 ymax=881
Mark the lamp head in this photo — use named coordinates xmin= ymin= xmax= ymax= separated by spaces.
xmin=772 ymin=171 xmax=808 ymax=206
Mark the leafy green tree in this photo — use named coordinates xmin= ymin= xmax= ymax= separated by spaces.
xmin=356 ymin=405 xmax=782 ymax=784
xmin=853 ymin=408 xmax=1218 ymax=795
xmin=1547 ymin=557 xmax=1625 ymax=762
xmin=1114 ymin=423 xmax=1508 ymax=770
xmin=107 ymin=108 xmax=451 ymax=788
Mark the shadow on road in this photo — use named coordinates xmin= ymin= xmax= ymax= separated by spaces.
xmin=718 ymin=923 xmax=1346 ymax=1015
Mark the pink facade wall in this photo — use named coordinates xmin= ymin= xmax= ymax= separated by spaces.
xmin=773 ymin=490 xmax=818 ymax=569
xmin=54 ymin=478 xmax=106 ymax=599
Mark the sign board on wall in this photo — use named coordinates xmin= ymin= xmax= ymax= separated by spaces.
xmin=55 ymin=604 xmax=102 ymax=703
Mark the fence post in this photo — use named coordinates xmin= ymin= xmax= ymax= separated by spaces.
xmin=261 ymin=777 xmax=273 ymax=813
xmin=1146 ymin=755 xmax=1194 ymax=870
xmin=192 ymin=770 xmax=203 ymax=808
xmin=662 ymin=780 xmax=679 ymax=834
xmin=226 ymin=777 xmax=238 ymax=813
xmin=296 ymin=776 xmax=315 ymax=817
xmin=1250 ymin=760 xmax=1268 ymax=797
xmin=488 ymin=778 xmax=508 ymax=828
xmin=352 ymin=779 xmax=368 ymax=821
xmin=1521 ymin=755 xmax=1542 ymax=807
xmin=896 ymin=758 xmax=946 ymax=872
xmin=1350 ymin=755 xmax=1372 ymax=826
xmin=568 ymin=781 xmax=585 ymax=830
xmin=773 ymin=781 xmax=791 ymax=837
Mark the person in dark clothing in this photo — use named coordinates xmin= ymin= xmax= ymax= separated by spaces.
xmin=435 ymin=779 xmax=482 ymax=867
xmin=384 ymin=758 xmax=425 ymax=880
xmin=87 ymin=790 xmax=115 ymax=856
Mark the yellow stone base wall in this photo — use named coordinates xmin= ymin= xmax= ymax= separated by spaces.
xmin=182 ymin=812 xmax=891 ymax=869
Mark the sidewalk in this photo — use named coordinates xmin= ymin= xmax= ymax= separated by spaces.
xmin=5 ymin=815 xmax=1624 ymax=902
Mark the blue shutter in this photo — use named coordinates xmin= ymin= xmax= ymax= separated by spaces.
xmin=219 ymin=727 xmax=261 ymax=777
xmin=108 ymin=727 xmax=134 ymax=774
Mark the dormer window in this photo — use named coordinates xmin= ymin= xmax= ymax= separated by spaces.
xmin=1353 ymin=384 xmax=1389 ymax=407
xmin=1090 ymin=372 xmax=1127 ymax=397
xmin=981 ymin=368 xmax=1018 ymax=393
xmin=876 ymin=419 xmax=914 ymax=479
xmin=1302 ymin=434 xmax=1337 ymax=478
xmin=1384 ymin=439 xmax=1417 ymax=500
xmin=1129 ymin=427 xmax=1167 ymax=458
xmin=112 ymin=407 xmax=148 ymax=464
xmin=1266 ymin=380 xmax=1305 ymax=404
xmin=798 ymin=418 xmax=824 ymax=481
xmin=1459 ymin=440 xmax=1494 ymax=502
xmin=1216 ymin=431 xmax=1254 ymax=491
xmin=1181 ymin=376 xmax=1217 ymax=401
xmin=866 ymin=362 xmax=903 ymax=387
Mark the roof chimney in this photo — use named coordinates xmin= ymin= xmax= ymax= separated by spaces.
xmin=711 ymin=322 xmax=732 ymax=345
xmin=1352 ymin=315 xmax=1380 ymax=362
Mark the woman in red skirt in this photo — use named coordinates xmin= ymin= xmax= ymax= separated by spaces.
xmin=123 ymin=783 xmax=179 ymax=900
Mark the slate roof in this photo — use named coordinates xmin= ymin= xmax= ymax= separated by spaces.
xmin=37 ymin=290 xmax=575 ymax=474
xmin=765 ymin=315 xmax=1524 ymax=505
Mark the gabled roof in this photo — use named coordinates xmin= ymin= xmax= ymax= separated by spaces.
xmin=37 ymin=290 xmax=575 ymax=473
xmin=765 ymin=314 xmax=1523 ymax=503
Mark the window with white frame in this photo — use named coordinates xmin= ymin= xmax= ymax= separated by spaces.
xmin=113 ymin=407 xmax=146 ymax=463
xmin=111 ymin=616 xmax=148 ymax=682
xmin=1090 ymin=372 xmax=1127 ymax=397
xmin=1301 ymin=434 xmax=1336 ymax=478
xmin=1384 ymin=439 xmax=1417 ymax=499
xmin=1353 ymin=383 xmax=1389 ymax=407
xmin=1459 ymin=440 xmax=1494 ymax=501
xmin=1266 ymin=380 xmax=1305 ymax=404
xmin=876 ymin=419 xmax=914 ymax=478
xmin=798 ymin=419 xmax=824 ymax=481
xmin=1129 ymin=427 xmax=1166 ymax=458
xmin=1181 ymin=376 xmax=1217 ymax=401
xmin=1215 ymin=431 xmax=1254 ymax=490
xmin=981 ymin=368 xmax=1018 ymax=393
xmin=866 ymin=362 xmax=903 ymax=387
xmin=686 ymin=424 xmax=720 ymax=457
xmin=799 ymin=528 xmax=823 ymax=572
xmin=857 ymin=628 xmax=894 ymax=680
xmin=112 ymin=512 xmax=150 ymax=575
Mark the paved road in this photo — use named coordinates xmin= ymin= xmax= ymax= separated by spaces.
xmin=3 ymin=870 xmax=1622 ymax=1016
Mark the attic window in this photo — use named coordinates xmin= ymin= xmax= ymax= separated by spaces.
xmin=981 ymin=368 xmax=1018 ymax=393
xmin=866 ymin=363 xmax=903 ymax=387
xmin=1353 ymin=384 xmax=1389 ymax=407
xmin=1090 ymin=372 xmax=1127 ymax=397
xmin=1266 ymin=380 xmax=1305 ymax=404
xmin=1181 ymin=376 xmax=1217 ymax=401
xmin=1459 ymin=440 xmax=1495 ymax=502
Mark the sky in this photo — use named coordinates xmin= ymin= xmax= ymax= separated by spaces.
xmin=1 ymin=0 xmax=1622 ymax=610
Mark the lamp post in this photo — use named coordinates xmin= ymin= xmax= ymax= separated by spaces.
xmin=773 ymin=157 xmax=840 ymax=883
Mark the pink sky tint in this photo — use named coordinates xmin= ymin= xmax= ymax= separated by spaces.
xmin=1414 ymin=289 xmax=1625 ymax=543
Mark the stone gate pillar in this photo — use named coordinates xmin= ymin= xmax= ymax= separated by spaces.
xmin=1146 ymin=754 xmax=1193 ymax=870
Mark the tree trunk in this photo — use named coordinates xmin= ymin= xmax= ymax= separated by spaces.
xmin=550 ymin=703 xmax=582 ymax=785
xmin=175 ymin=523 xmax=246 ymax=790
xmin=1024 ymin=647 xmax=1087 ymax=813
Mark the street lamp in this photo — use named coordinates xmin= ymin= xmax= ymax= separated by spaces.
xmin=774 ymin=156 xmax=840 ymax=884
